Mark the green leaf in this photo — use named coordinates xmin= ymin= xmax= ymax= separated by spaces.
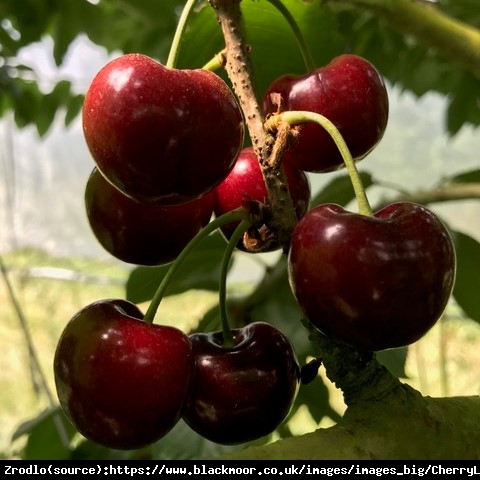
xmin=65 ymin=94 xmax=84 ymax=127
xmin=84 ymin=0 xmax=183 ymax=62
xmin=149 ymin=419 xmax=239 ymax=460
xmin=376 ymin=347 xmax=408 ymax=378
xmin=447 ymin=73 xmax=480 ymax=135
xmin=451 ymin=230 xmax=480 ymax=324
xmin=35 ymin=81 xmax=77 ymax=136
xmin=297 ymin=374 xmax=341 ymax=425
xmin=52 ymin=2 xmax=83 ymax=66
xmin=13 ymin=407 xmax=77 ymax=460
xmin=36 ymin=93 xmax=59 ymax=137
xmin=443 ymin=0 xmax=480 ymax=29
xmin=0 ymin=0 xmax=55 ymax=47
xmin=70 ymin=440 xmax=141 ymax=460
xmin=12 ymin=82 xmax=41 ymax=130
xmin=125 ymin=232 xmax=229 ymax=304
xmin=178 ymin=0 xmax=344 ymax=95
xmin=175 ymin=4 xmax=223 ymax=70
xmin=0 ymin=25 xmax=20 ymax=56
xmin=194 ymin=302 xmax=222 ymax=334
xmin=450 ymin=168 xmax=480 ymax=184
xmin=310 ymin=171 xmax=373 ymax=208
xmin=248 ymin=257 xmax=313 ymax=358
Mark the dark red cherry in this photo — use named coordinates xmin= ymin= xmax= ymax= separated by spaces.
xmin=54 ymin=299 xmax=193 ymax=450
xmin=85 ymin=167 xmax=214 ymax=266
xmin=83 ymin=53 xmax=244 ymax=204
xmin=182 ymin=322 xmax=300 ymax=444
xmin=262 ymin=54 xmax=389 ymax=173
xmin=213 ymin=146 xmax=310 ymax=252
xmin=288 ymin=202 xmax=456 ymax=351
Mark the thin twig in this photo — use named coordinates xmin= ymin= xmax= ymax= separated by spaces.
xmin=0 ymin=256 xmax=71 ymax=449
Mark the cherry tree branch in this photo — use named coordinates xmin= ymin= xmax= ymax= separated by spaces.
xmin=301 ymin=318 xmax=401 ymax=406
xmin=374 ymin=182 xmax=480 ymax=210
xmin=209 ymin=390 xmax=480 ymax=459
xmin=208 ymin=0 xmax=299 ymax=250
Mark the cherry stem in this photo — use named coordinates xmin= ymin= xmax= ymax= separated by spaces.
xmin=266 ymin=0 xmax=316 ymax=72
xmin=266 ymin=111 xmax=374 ymax=217
xmin=202 ymin=50 xmax=226 ymax=71
xmin=143 ymin=208 xmax=250 ymax=324
xmin=166 ymin=0 xmax=198 ymax=69
xmin=218 ymin=219 xmax=251 ymax=348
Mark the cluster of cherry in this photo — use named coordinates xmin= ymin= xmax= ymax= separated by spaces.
xmin=53 ymin=52 xmax=455 ymax=450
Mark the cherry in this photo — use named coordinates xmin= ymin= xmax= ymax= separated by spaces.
xmin=85 ymin=167 xmax=214 ymax=266
xmin=288 ymin=202 xmax=456 ymax=351
xmin=213 ymin=146 xmax=310 ymax=252
xmin=182 ymin=322 xmax=300 ymax=445
xmin=82 ymin=53 xmax=244 ymax=204
xmin=53 ymin=299 xmax=193 ymax=450
xmin=262 ymin=54 xmax=389 ymax=173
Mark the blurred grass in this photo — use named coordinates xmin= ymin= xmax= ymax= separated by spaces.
xmin=1 ymin=248 xmax=479 ymax=458
xmin=0 ymin=248 xmax=218 ymax=457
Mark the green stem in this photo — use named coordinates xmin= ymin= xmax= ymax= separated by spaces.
xmin=166 ymin=0 xmax=198 ymax=68
xmin=268 ymin=111 xmax=373 ymax=216
xmin=143 ymin=208 xmax=250 ymax=324
xmin=266 ymin=0 xmax=316 ymax=72
xmin=218 ymin=219 xmax=251 ymax=347
xmin=202 ymin=51 xmax=225 ymax=71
